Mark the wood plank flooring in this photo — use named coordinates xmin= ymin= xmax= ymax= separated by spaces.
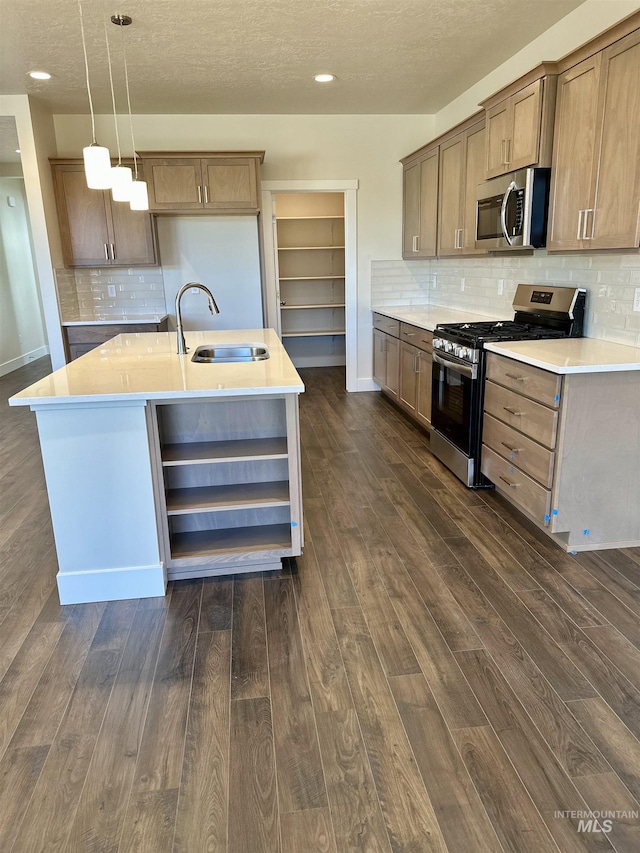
xmin=1 ymin=359 xmax=640 ymax=851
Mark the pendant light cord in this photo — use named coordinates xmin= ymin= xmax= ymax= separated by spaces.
xmin=77 ymin=0 xmax=96 ymax=144
xmin=119 ymin=22 xmax=138 ymax=179
xmin=103 ymin=2 xmax=122 ymax=164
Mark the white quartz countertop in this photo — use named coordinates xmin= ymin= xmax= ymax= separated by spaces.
xmin=10 ymin=329 xmax=304 ymax=407
xmin=61 ymin=315 xmax=169 ymax=327
xmin=484 ymin=338 xmax=640 ymax=374
xmin=373 ymin=305 xmax=511 ymax=331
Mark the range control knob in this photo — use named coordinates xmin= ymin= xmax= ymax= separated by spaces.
xmin=444 ymin=341 xmax=454 ymax=352
xmin=456 ymin=345 xmax=468 ymax=359
xmin=433 ymin=338 xmax=443 ymax=349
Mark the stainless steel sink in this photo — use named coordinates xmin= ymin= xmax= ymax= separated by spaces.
xmin=191 ymin=344 xmax=270 ymax=363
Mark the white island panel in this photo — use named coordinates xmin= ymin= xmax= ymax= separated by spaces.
xmin=36 ymin=401 xmax=165 ymax=604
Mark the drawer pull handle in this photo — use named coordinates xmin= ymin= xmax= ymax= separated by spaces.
xmin=501 ymin=441 xmax=521 ymax=453
xmin=505 ymin=373 xmax=525 ymax=381
xmin=503 ymin=406 xmax=524 ymax=416
xmin=499 ymin=475 xmax=517 ymax=488
xmin=404 ymin=332 xmax=416 ymax=337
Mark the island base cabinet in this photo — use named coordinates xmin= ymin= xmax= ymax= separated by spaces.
xmin=35 ymin=402 xmax=166 ymax=605
xmin=149 ymin=395 xmax=303 ymax=579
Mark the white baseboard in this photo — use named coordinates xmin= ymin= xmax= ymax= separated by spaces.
xmin=350 ymin=378 xmax=380 ymax=392
xmin=56 ymin=562 xmax=167 ymax=604
xmin=0 ymin=345 xmax=50 ymax=378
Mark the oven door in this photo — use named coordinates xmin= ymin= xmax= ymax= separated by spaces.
xmin=431 ymin=351 xmax=477 ymax=456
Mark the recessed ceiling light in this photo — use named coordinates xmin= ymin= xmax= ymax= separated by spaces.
xmin=29 ymin=71 xmax=52 ymax=80
xmin=314 ymin=74 xmax=335 ymax=83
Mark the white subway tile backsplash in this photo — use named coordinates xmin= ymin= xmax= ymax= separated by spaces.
xmin=371 ymin=250 xmax=640 ymax=344
xmin=54 ymin=266 xmax=167 ymax=322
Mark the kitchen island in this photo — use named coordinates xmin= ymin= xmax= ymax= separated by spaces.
xmin=9 ymin=329 xmax=304 ymax=604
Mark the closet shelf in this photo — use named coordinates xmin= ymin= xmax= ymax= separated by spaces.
xmin=282 ymin=330 xmax=346 ymax=338
xmin=280 ymin=303 xmax=345 ymax=310
xmin=276 ymin=215 xmax=344 ymax=221
xmin=278 ymin=246 xmax=345 ymax=251
xmin=279 ymin=276 xmax=345 ymax=281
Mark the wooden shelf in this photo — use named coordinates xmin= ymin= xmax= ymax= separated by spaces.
xmin=279 ymin=276 xmax=345 ymax=281
xmin=280 ymin=303 xmax=345 ymax=309
xmin=278 ymin=246 xmax=345 ymax=251
xmin=162 ymin=436 xmax=288 ymax=466
xmin=276 ymin=215 xmax=344 ymax=221
xmin=282 ymin=330 xmax=345 ymax=338
xmin=166 ymin=481 xmax=290 ymax=514
xmin=171 ymin=523 xmax=292 ymax=558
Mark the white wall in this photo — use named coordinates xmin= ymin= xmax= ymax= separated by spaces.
xmin=156 ymin=216 xmax=263 ymax=331
xmin=0 ymin=176 xmax=47 ymax=374
xmin=0 ymin=95 xmax=65 ymax=369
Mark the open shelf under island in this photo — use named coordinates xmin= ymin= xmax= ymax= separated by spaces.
xmin=9 ymin=329 xmax=304 ymax=604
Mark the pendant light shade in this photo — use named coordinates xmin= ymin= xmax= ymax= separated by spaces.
xmin=129 ymin=179 xmax=149 ymax=211
xmin=110 ymin=164 xmax=133 ymax=201
xmin=83 ymin=143 xmax=112 ymax=189
xmin=78 ymin=0 xmax=111 ymax=188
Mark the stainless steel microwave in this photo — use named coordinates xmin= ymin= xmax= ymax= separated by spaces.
xmin=476 ymin=167 xmax=550 ymax=250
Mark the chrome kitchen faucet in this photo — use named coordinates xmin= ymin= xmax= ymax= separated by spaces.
xmin=175 ymin=282 xmax=220 ymax=354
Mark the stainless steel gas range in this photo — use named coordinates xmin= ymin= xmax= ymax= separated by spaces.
xmin=430 ymin=284 xmax=586 ymax=488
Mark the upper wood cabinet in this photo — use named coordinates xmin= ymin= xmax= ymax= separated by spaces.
xmin=481 ymin=69 xmax=558 ymax=180
xmin=138 ymin=152 xmax=264 ymax=213
xmin=401 ymin=147 xmax=438 ymax=259
xmin=51 ymin=162 xmax=157 ymax=268
xmin=548 ymin=28 xmax=640 ymax=251
xmin=438 ymin=118 xmax=487 ymax=256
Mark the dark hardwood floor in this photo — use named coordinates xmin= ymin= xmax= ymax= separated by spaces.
xmin=1 ymin=358 xmax=640 ymax=852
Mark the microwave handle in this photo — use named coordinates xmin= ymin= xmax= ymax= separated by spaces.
xmin=500 ymin=181 xmax=517 ymax=246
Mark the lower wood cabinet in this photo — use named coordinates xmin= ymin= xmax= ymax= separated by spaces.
xmin=373 ymin=314 xmax=432 ymax=429
xmin=63 ymin=319 xmax=169 ymax=362
xmin=481 ymin=351 xmax=640 ymax=551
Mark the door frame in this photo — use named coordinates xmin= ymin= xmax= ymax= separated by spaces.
xmin=261 ymin=179 xmax=358 ymax=391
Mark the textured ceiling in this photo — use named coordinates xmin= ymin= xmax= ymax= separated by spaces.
xmin=0 ymin=117 xmax=21 ymax=163
xmin=0 ymin=0 xmax=588 ymax=115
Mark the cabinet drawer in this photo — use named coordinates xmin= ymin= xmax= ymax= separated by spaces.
xmin=400 ymin=323 xmax=433 ymax=351
xmin=373 ymin=313 xmax=400 ymax=337
xmin=481 ymin=445 xmax=551 ymax=523
xmin=484 ymin=381 xmax=558 ymax=448
xmin=483 ymin=413 xmax=555 ymax=488
xmin=65 ymin=323 xmax=163 ymax=345
xmin=486 ymin=352 xmax=562 ymax=407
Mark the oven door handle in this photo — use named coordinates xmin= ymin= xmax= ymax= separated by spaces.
xmin=500 ymin=181 xmax=517 ymax=246
xmin=433 ymin=351 xmax=477 ymax=379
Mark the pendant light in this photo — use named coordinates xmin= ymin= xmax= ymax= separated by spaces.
xmin=77 ymin=0 xmax=111 ymax=189
xmin=112 ymin=14 xmax=149 ymax=211
xmin=104 ymin=10 xmax=132 ymax=201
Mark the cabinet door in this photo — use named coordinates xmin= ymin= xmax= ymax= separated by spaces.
xmin=53 ymin=165 xmax=111 ymax=266
xmin=202 ymin=158 xmax=258 ymax=210
xmin=416 ymin=349 xmax=432 ymax=429
xmin=145 ymin=159 xmax=203 ymax=210
xmin=108 ymin=193 xmax=157 ymax=266
xmin=399 ymin=342 xmax=419 ymax=413
xmin=402 ymin=160 xmax=421 ymax=257
xmin=385 ymin=335 xmax=399 ymax=398
xmin=418 ymin=149 xmax=439 ymax=257
xmin=590 ymin=29 xmax=640 ymax=249
xmin=509 ymin=79 xmax=543 ymax=171
xmin=485 ymin=100 xmax=511 ymax=179
xmin=373 ymin=329 xmax=387 ymax=387
xmin=547 ymin=55 xmax=601 ymax=251
xmin=438 ymin=134 xmax=464 ymax=255
xmin=462 ymin=121 xmax=487 ymax=254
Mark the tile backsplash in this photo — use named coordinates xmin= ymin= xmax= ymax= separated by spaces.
xmin=371 ymin=253 xmax=640 ymax=348
xmin=54 ymin=267 xmax=167 ymax=322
